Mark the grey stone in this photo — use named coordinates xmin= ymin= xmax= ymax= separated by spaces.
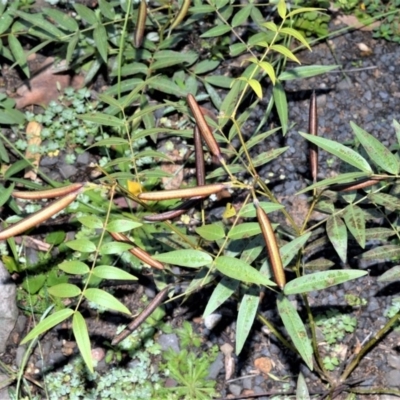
xmin=0 ymin=262 xmax=18 ymax=353
xmin=59 ymin=163 xmax=78 ymax=179
xmin=385 ymin=369 xmax=400 ymax=387
xmin=208 ymin=353 xmax=223 ymax=379
xmin=387 ymin=354 xmax=400 ymax=370
xmin=157 ymin=333 xmax=180 ymax=353
xmin=228 ymin=384 xmax=241 ymax=396
xmin=76 ymin=151 xmax=90 ymax=165
xmin=15 ymin=345 xmax=27 ymax=368
xmin=0 ymin=373 xmax=11 ymax=400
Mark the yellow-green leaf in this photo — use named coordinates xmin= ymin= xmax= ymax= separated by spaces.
xmin=73 ymin=312 xmax=93 ymax=373
xmin=270 ymin=44 xmax=300 ymax=64
xmin=84 ymin=288 xmax=131 ymax=315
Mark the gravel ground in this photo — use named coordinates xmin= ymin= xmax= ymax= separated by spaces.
xmin=2 ymin=21 xmax=400 ymax=400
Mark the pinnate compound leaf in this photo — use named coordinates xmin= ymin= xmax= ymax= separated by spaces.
xmin=215 ymin=256 xmax=276 ymax=286
xmin=273 ymin=82 xmax=288 ymax=135
xmin=284 ymin=270 xmax=367 ymax=295
xmin=280 ymin=233 xmax=311 ymax=267
xmin=342 ymin=204 xmax=365 ymax=248
xmin=66 ymin=239 xmax=96 ymax=253
xmin=106 ymin=219 xmax=142 ymax=233
xmin=73 ymin=311 xmax=93 ymax=373
xmin=59 ymin=261 xmax=90 ymax=275
xmin=350 ymin=121 xmax=400 ymax=175
xmin=47 ymin=283 xmax=81 ymax=298
xmin=100 ymin=242 xmax=133 ymax=255
xmin=153 ymin=249 xmax=212 ymax=267
xmin=300 ymin=132 xmax=373 ymax=173
xmin=21 ymin=309 xmax=74 ymax=344
xmin=204 ymin=277 xmax=239 ymax=318
xmin=84 ymin=288 xmax=131 ymax=315
xmin=358 ymin=245 xmax=400 ymax=261
xmin=378 ymin=266 xmax=400 ymax=282
xmin=92 ymin=265 xmax=137 ymax=280
xmin=277 ymin=295 xmax=313 ymax=370
xmin=326 ymin=215 xmax=347 ymax=263
xmin=196 ymin=224 xmax=225 ymax=241
xmin=278 ymin=65 xmax=338 ymax=80
xmin=227 ymin=222 xmax=261 ymax=240
xmin=236 ymin=288 xmax=259 ymax=354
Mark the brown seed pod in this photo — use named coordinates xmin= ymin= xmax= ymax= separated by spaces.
xmin=0 ymin=190 xmax=81 ymax=240
xmin=111 ymin=285 xmax=170 ymax=345
xmin=194 ymin=125 xmax=205 ymax=186
xmin=254 ymin=200 xmax=286 ymax=289
xmin=12 ymin=183 xmax=84 ymax=200
xmin=309 ymin=91 xmax=318 ymax=183
xmin=110 ymin=232 xmax=164 ymax=270
xmin=169 ymin=0 xmax=191 ymax=31
xmin=134 ymin=0 xmax=147 ymax=48
xmin=187 ymin=94 xmax=222 ymax=160
xmin=329 ymin=178 xmax=382 ymax=192
xmin=138 ymin=183 xmax=229 ymax=201
xmin=143 ymin=198 xmax=201 ymax=222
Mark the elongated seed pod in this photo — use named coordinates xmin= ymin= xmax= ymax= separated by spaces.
xmin=194 ymin=126 xmax=205 ymax=186
xmin=169 ymin=0 xmax=191 ymax=31
xmin=111 ymin=285 xmax=170 ymax=345
xmin=0 ymin=190 xmax=81 ymax=240
xmin=12 ymin=183 xmax=84 ymax=200
xmin=329 ymin=178 xmax=382 ymax=192
xmin=187 ymin=94 xmax=222 ymax=160
xmin=138 ymin=183 xmax=229 ymax=201
xmin=110 ymin=232 xmax=164 ymax=270
xmin=143 ymin=198 xmax=201 ymax=222
xmin=309 ymin=91 xmax=318 ymax=183
xmin=134 ymin=0 xmax=147 ymax=48
xmin=254 ymin=200 xmax=285 ymax=289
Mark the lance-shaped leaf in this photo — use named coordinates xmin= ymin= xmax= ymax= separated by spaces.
xmin=203 ymin=277 xmax=239 ymax=318
xmin=378 ymin=266 xmax=400 ymax=282
xmin=47 ymin=283 xmax=81 ymax=298
xmin=277 ymin=295 xmax=313 ymax=370
xmin=196 ymin=223 xmax=225 ymax=241
xmin=358 ymin=245 xmax=400 ymax=261
xmin=273 ymin=82 xmax=288 ymax=135
xmin=308 ymin=91 xmax=318 ymax=183
xmin=215 ymin=256 xmax=276 ymax=287
xmin=367 ymin=192 xmax=400 ymax=212
xmin=284 ymin=270 xmax=367 ymax=294
xmin=296 ymin=372 xmax=310 ymax=400
xmin=93 ymin=266 xmax=137 ymax=280
xmin=153 ymin=249 xmax=212 ymax=267
xmin=236 ymin=287 xmax=259 ymax=354
xmin=73 ymin=311 xmax=93 ymax=373
xmin=342 ymin=204 xmax=365 ymax=248
xmin=84 ymin=288 xmax=131 ymax=315
xmin=350 ymin=121 xmax=400 ymax=175
xmin=326 ymin=215 xmax=347 ymax=263
xmin=299 ymin=132 xmax=373 ymax=173
xmin=280 ymin=232 xmax=311 ymax=267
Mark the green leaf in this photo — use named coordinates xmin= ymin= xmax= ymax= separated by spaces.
xmin=79 ymin=112 xmax=125 ymax=127
xmin=43 ymin=8 xmax=79 ymax=31
xmin=189 ymin=5 xmax=214 ymax=13
xmin=232 ymin=4 xmax=252 ymax=27
xmin=280 ymin=233 xmax=311 ymax=267
xmin=93 ymin=23 xmax=108 ymax=63
xmin=47 ymin=283 xmax=81 ymax=298
xmin=194 ymin=60 xmax=220 ymax=75
xmin=14 ymin=11 xmax=64 ymax=39
xmin=277 ymin=295 xmax=313 ymax=370
xmin=106 ymin=219 xmax=142 ymax=233
xmin=205 ymin=75 xmax=234 ymax=89
xmin=326 ymin=215 xmax=347 ymax=263
xmin=84 ymin=288 xmax=131 ymax=315
xmin=203 ymin=277 xmax=239 ymax=318
xmin=92 ymin=265 xmax=137 ymax=280
xmin=279 ymin=27 xmax=310 ymax=50
xmin=304 ymin=258 xmax=335 ymax=270
xmin=21 ymin=308 xmax=74 ymax=344
xmin=152 ymin=50 xmax=198 ymax=70
xmin=66 ymin=31 xmax=79 ymax=65
xmin=0 ymin=108 xmax=25 ymax=125
xmin=100 ymin=242 xmax=133 ymax=255
xmin=73 ymin=3 xmax=98 ymax=24
xmin=238 ymin=202 xmax=284 ymax=218
xmin=270 ymin=44 xmax=300 ymax=63
xmin=8 ymin=34 xmax=29 ymax=78
xmin=215 ymin=256 xmax=276 ymax=286
xmin=240 ymin=235 xmax=265 ymax=265
xmin=227 ymin=222 xmax=261 ymax=240
xmin=296 ymin=373 xmax=310 ymax=400
xmin=22 ymin=274 xmax=46 ymax=294
xmin=73 ymin=311 xmax=93 ymax=373
xmin=147 ymin=76 xmax=188 ymax=97
xmin=378 ymin=266 xmax=400 ymax=282
xmin=277 ymin=0 xmax=287 ymax=19
xmin=87 ymin=137 xmax=129 ymax=148
xmin=59 ymin=261 xmax=90 ymax=275
xmin=342 ymin=205 xmax=365 ymax=248
xmin=236 ymin=287 xmax=259 ymax=354
xmin=278 ymin=65 xmax=338 ymax=80
xmin=350 ymin=121 xmax=400 ymax=174
xmin=273 ymin=82 xmax=288 ymax=135
xmin=299 ymin=132 xmax=373 ymax=173
xmin=200 ymin=24 xmax=231 ymax=38
xmin=98 ymin=0 xmax=116 ymax=19
xmin=66 ymin=239 xmax=97 ymax=253
xmin=284 ymin=270 xmax=367 ymax=294
xmin=195 ymin=224 xmax=225 ymax=241
xmin=4 ymin=159 xmax=30 ymax=178
xmin=153 ymin=249 xmax=212 ymax=267
xmin=248 ymin=78 xmax=262 ymax=99
xmin=368 ymin=192 xmax=400 ymax=211
xmin=77 ymin=215 xmax=104 ymax=230
xmin=358 ymin=245 xmax=400 ymax=261
xmin=259 ymin=61 xmax=276 ymax=85
xmin=0 ymin=183 xmax=14 ymax=208
xmin=0 ymin=138 xmax=9 ymax=163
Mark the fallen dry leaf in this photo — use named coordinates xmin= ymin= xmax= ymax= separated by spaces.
xmin=254 ymin=357 xmax=273 ymax=375
xmin=15 ymin=57 xmax=84 ymax=109
xmin=24 ymin=121 xmax=41 ymax=180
